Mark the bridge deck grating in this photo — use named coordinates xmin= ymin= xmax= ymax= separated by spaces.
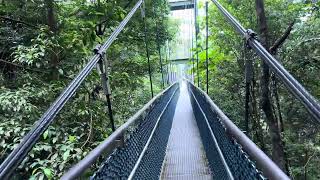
xmin=160 ymin=82 xmax=212 ymax=180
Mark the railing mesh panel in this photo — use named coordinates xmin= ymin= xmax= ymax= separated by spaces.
xmin=190 ymin=90 xmax=232 ymax=179
xmin=134 ymin=88 xmax=180 ymax=179
xmin=189 ymin=83 xmax=265 ymax=180
xmin=92 ymin=84 xmax=179 ymax=179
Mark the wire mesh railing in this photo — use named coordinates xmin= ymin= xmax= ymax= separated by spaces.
xmin=62 ymin=83 xmax=179 ymax=179
xmin=188 ymin=81 xmax=289 ymax=180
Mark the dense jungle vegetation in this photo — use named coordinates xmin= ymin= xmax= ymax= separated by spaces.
xmin=0 ymin=0 xmax=319 ymax=179
xmin=0 ymin=0 xmax=175 ymax=178
xmin=194 ymin=0 xmax=320 ymax=179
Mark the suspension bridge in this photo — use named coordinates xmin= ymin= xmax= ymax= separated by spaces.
xmin=1 ymin=0 xmax=320 ymax=179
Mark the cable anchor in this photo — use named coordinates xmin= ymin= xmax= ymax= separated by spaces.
xmin=140 ymin=0 xmax=146 ymax=18
xmin=244 ymin=29 xmax=258 ymax=49
xmin=93 ymin=44 xmax=104 ymax=59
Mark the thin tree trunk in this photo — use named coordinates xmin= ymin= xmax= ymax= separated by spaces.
xmin=250 ymin=63 xmax=266 ymax=151
xmin=255 ymin=0 xmax=287 ymax=172
xmin=46 ymin=0 xmax=59 ymax=80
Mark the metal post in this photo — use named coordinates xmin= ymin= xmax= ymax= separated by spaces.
xmin=194 ymin=0 xmax=200 ymax=87
xmin=166 ymin=40 xmax=169 ymax=84
xmin=95 ymin=49 xmax=116 ymax=132
xmin=205 ymin=1 xmax=209 ymax=94
xmin=157 ymin=30 xmax=165 ymax=89
xmin=141 ymin=1 xmax=154 ymax=98
xmin=168 ymin=45 xmax=172 ymax=84
xmin=153 ymin=2 xmax=165 ymax=89
xmin=191 ymin=18 xmax=195 ymax=84
xmin=244 ymin=42 xmax=252 ymax=135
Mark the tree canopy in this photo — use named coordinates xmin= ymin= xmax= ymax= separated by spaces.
xmin=0 ymin=0 xmax=320 ymax=179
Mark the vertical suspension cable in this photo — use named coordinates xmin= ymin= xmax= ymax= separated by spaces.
xmin=244 ymin=41 xmax=252 ymax=135
xmin=141 ymin=1 xmax=154 ymax=97
xmin=152 ymin=1 xmax=165 ymax=89
xmin=188 ymin=3 xmax=194 ymax=83
xmin=97 ymin=54 xmax=116 ymax=132
xmin=205 ymin=1 xmax=209 ymax=94
xmin=166 ymin=40 xmax=170 ymax=84
xmin=157 ymin=38 xmax=165 ymax=88
xmin=158 ymin=41 xmax=165 ymax=88
xmin=191 ymin=12 xmax=195 ymax=84
xmin=194 ymin=0 xmax=200 ymax=87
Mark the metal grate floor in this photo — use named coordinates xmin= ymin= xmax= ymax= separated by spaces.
xmin=160 ymin=82 xmax=212 ymax=180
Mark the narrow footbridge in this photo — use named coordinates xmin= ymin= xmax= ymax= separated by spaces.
xmin=87 ymin=81 xmax=268 ymax=180
xmin=1 ymin=0 xmax=320 ymax=179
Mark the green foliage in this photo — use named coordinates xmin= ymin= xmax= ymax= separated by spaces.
xmin=0 ymin=0 xmax=175 ymax=178
xmin=193 ymin=0 xmax=320 ymax=179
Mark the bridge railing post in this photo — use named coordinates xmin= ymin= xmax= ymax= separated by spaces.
xmin=95 ymin=45 xmax=116 ymax=132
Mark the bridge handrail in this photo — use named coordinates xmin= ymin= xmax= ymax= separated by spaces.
xmin=210 ymin=0 xmax=320 ymax=122
xmin=0 ymin=0 xmax=144 ymax=178
xmin=188 ymin=81 xmax=290 ymax=180
xmin=61 ymin=82 xmax=178 ymax=180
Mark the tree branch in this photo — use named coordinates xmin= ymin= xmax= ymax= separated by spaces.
xmin=0 ymin=59 xmax=44 ymax=73
xmin=124 ymin=0 xmax=135 ymax=9
xmin=296 ymin=37 xmax=320 ymax=47
xmin=0 ymin=16 xmax=38 ymax=29
xmin=269 ymin=21 xmax=295 ymax=54
xmin=81 ymin=111 xmax=93 ymax=149
xmin=0 ymin=59 xmax=72 ymax=79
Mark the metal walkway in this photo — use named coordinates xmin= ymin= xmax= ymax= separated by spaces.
xmin=161 ymin=82 xmax=212 ymax=179
xmin=161 ymin=82 xmax=212 ymax=180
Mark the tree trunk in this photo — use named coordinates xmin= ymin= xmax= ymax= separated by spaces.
xmin=45 ymin=0 xmax=59 ymax=80
xmin=46 ymin=0 xmax=56 ymax=33
xmin=255 ymin=0 xmax=288 ymax=172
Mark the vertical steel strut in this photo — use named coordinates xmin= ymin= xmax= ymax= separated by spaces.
xmin=205 ymin=1 xmax=209 ymax=94
xmin=157 ymin=40 xmax=165 ymax=88
xmin=243 ymin=41 xmax=252 ymax=135
xmin=156 ymin=23 xmax=165 ymax=88
xmin=194 ymin=0 xmax=200 ymax=87
xmin=152 ymin=1 xmax=165 ymax=89
xmin=94 ymin=46 xmax=116 ymax=132
xmin=141 ymin=1 xmax=154 ymax=97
